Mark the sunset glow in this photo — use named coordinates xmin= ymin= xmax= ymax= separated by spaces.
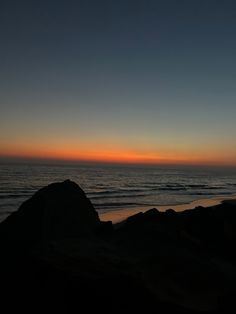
xmin=1 ymin=1 xmax=236 ymax=167
xmin=1 ymin=2 xmax=236 ymax=312
xmin=1 ymin=141 xmax=235 ymax=166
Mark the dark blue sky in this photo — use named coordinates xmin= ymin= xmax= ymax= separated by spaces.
xmin=1 ymin=0 xmax=236 ymax=164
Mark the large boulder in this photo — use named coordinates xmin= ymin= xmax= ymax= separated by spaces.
xmin=0 ymin=180 xmax=101 ymax=249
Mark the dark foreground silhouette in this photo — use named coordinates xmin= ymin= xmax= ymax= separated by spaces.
xmin=1 ymin=180 xmax=236 ymax=313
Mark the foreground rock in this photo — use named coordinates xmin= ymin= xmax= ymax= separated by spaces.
xmin=0 ymin=180 xmax=102 ymax=250
xmin=1 ymin=180 xmax=236 ymax=313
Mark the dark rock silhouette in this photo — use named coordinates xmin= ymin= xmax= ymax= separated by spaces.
xmin=0 ymin=180 xmax=101 ymax=250
xmin=1 ymin=180 xmax=236 ymax=313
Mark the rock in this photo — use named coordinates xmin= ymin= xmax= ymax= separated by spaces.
xmin=126 ymin=212 xmax=144 ymax=225
xmin=125 ymin=209 xmax=161 ymax=226
xmin=165 ymin=208 xmax=177 ymax=216
xmin=143 ymin=208 xmax=160 ymax=220
xmin=1 ymin=180 xmax=236 ymax=313
xmin=95 ymin=221 xmax=114 ymax=236
xmin=0 ymin=180 xmax=101 ymax=249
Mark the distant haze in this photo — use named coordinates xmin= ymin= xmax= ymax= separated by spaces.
xmin=1 ymin=1 xmax=236 ymax=166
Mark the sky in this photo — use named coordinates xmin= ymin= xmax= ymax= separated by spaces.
xmin=1 ymin=0 xmax=236 ymax=165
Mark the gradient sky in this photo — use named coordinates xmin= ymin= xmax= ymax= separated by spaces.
xmin=1 ymin=0 xmax=236 ymax=165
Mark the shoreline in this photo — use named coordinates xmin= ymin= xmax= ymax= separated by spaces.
xmin=99 ymin=194 xmax=236 ymax=223
xmin=1 ymin=179 xmax=236 ymax=313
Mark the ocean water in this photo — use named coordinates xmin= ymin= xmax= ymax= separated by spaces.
xmin=0 ymin=162 xmax=236 ymax=222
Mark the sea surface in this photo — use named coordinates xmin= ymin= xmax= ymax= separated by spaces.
xmin=0 ymin=162 xmax=236 ymax=222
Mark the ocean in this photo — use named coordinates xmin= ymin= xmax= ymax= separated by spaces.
xmin=0 ymin=162 xmax=236 ymax=222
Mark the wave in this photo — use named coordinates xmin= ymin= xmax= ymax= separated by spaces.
xmin=88 ymin=185 xmax=225 ymax=199
xmin=0 ymin=194 xmax=32 ymax=199
xmin=0 ymin=188 xmax=35 ymax=193
xmin=90 ymin=193 xmax=152 ymax=200
xmin=188 ymin=191 xmax=232 ymax=196
xmin=0 ymin=210 xmax=16 ymax=216
xmin=94 ymin=202 xmax=140 ymax=208
xmin=201 ymin=186 xmax=223 ymax=190
xmin=156 ymin=187 xmax=187 ymax=191
xmin=87 ymin=188 xmax=146 ymax=195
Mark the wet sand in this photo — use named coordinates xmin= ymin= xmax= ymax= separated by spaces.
xmin=99 ymin=194 xmax=236 ymax=223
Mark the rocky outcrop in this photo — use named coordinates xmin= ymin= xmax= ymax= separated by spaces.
xmin=0 ymin=180 xmax=102 ymax=250
xmin=1 ymin=180 xmax=236 ymax=313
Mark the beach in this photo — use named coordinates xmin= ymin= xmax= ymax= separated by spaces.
xmin=1 ymin=179 xmax=236 ymax=313
xmin=100 ymin=194 xmax=236 ymax=223
xmin=1 ymin=162 xmax=236 ymax=223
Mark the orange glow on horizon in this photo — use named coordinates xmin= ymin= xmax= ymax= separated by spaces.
xmin=1 ymin=144 xmax=236 ymax=166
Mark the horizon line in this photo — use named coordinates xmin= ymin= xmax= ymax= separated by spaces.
xmin=0 ymin=155 xmax=236 ymax=168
